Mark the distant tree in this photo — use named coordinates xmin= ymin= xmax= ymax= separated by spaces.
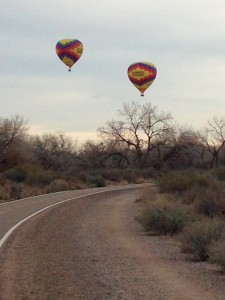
xmin=159 ymin=126 xmax=205 ymax=169
xmin=31 ymin=132 xmax=79 ymax=170
xmin=0 ymin=115 xmax=28 ymax=168
xmin=198 ymin=116 xmax=225 ymax=168
xmin=79 ymin=140 xmax=108 ymax=169
xmin=98 ymin=102 xmax=175 ymax=168
xmin=79 ymin=139 xmax=130 ymax=169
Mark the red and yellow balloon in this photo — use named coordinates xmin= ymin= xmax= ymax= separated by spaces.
xmin=127 ymin=62 xmax=157 ymax=96
xmin=56 ymin=39 xmax=83 ymax=71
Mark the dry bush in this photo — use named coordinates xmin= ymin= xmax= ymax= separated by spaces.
xmin=158 ymin=170 xmax=211 ymax=194
xmin=121 ymin=168 xmax=142 ymax=183
xmin=194 ymin=182 xmax=225 ymax=218
xmin=136 ymin=185 xmax=159 ymax=205
xmin=4 ymin=167 xmax=26 ymax=183
xmin=180 ymin=219 xmax=225 ymax=261
xmin=211 ymin=166 xmax=225 ymax=181
xmin=10 ymin=183 xmax=23 ymax=199
xmin=159 ymin=170 xmax=225 ymax=219
xmin=208 ymin=233 xmax=225 ymax=271
xmin=158 ymin=171 xmax=192 ymax=194
xmin=23 ymin=165 xmax=57 ymax=186
xmin=0 ymin=183 xmax=11 ymax=201
xmin=136 ymin=197 xmax=195 ymax=235
xmin=98 ymin=168 xmax=122 ymax=182
xmin=46 ymin=179 xmax=70 ymax=193
xmin=86 ymin=174 xmax=106 ymax=187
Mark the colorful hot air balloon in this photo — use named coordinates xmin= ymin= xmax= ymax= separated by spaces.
xmin=127 ymin=62 xmax=157 ymax=96
xmin=56 ymin=39 xmax=83 ymax=71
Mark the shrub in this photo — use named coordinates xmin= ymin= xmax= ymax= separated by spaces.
xmin=76 ymin=171 xmax=88 ymax=183
xmin=158 ymin=171 xmax=193 ymax=194
xmin=122 ymin=168 xmax=142 ymax=183
xmin=208 ymin=235 xmax=225 ymax=270
xmin=0 ymin=184 xmax=10 ymax=201
xmin=87 ymin=174 xmax=106 ymax=187
xmin=158 ymin=170 xmax=212 ymax=195
xmin=98 ymin=168 xmax=122 ymax=182
xmin=193 ymin=181 xmax=225 ymax=218
xmin=180 ymin=219 xmax=225 ymax=261
xmin=181 ymin=187 xmax=200 ymax=205
xmin=141 ymin=168 xmax=157 ymax=179
xmin=26 ymin=169 xmax=56 ymax=186
xmin=137 ymin=198 xmax=195 ymax=235
xmin=47 ymin=179 xmax=70 ymax=193
xmin=5 ymin=167 xmax=26 ymax=183
xmin=211 ymin=166 xmax=225 ymax=181
xmin=10 ymin=183 xmax=23 ymax=199
xmin=138 ymin=186 xmax=159 ymax=204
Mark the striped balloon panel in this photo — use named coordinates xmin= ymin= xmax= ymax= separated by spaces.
xmin=56 ymin=39 xmax=83 ymax=68
xmin=128 ymin=62 xmax=157 ymax=94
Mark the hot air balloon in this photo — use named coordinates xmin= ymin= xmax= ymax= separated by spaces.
xmin=56 ymin=39 xmax=83 ymax=71
xmin=127 ymin=62 xmax=157 ymax=96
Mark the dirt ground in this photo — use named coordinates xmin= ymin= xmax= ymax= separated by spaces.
xmin=0 ymin=189 xmax=225 ymax=300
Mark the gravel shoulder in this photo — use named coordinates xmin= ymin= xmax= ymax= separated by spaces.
xmin=0 ymin=188 xmax=225 ymax=299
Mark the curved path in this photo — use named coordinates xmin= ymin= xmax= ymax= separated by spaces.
xmin=0 ymin=185 xmax=225 ymax=299
xmin=0 ymin=184 xmax=144 ymax=248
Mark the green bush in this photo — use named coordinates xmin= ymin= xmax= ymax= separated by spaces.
xmin=180 ymin=219 xmax=225 ymax=261
xmin=137 ymin=198 xmax=195 ymax=235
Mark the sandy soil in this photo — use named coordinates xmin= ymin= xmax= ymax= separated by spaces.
xmin=0 ymin=189 xmax=225 ymax=300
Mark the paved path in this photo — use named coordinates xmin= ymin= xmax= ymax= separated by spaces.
xmin=0 ymin=184 xmax=145 ymax=247
xmin=0 ymin=184 xmax=225 ymax=299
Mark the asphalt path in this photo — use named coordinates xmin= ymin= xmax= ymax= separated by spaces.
xmin=0 ymin=184 xmax=147 ymax=249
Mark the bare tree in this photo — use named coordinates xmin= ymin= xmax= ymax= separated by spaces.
xmin=0 ymin=115 xmax=28 ymax=168
xmin=31 ymin=132 xmax=78 ymax=170
xmin=98 ymin=102 xmax=175 ymax=167
xmin=198 ymin=116 xmax=225 ymax=168
xmin=79 ymin=139 xmax=130 ymax=169
xmin=159 ymin=126 xmax=205 ymax=169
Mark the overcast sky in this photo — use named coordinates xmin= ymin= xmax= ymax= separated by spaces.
xmin=1 ymin=0 xmax=225 ymax=142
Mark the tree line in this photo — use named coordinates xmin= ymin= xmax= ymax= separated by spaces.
xmin=1 ymin=102 xmax=225 ymax=175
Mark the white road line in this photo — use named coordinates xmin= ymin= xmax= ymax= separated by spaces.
xmin=0 ymin=189 xmax=84 ymax=206
xmin=0 ymin=185 xmax=130 ymax=206
xmin=0 ymin=186 xmax=141 ymax=250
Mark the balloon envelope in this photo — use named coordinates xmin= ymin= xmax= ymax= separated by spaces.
xmin=56 ymin=39 xmax=83 ymax=71
xmin=127 ymin=62 xmax=157 ymax=95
